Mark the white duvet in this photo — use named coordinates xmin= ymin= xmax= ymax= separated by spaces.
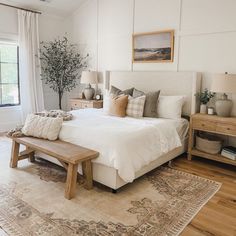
xmin=59 ymin=109 xmax=182 ymax=182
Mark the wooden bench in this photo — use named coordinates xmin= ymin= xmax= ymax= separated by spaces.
xmin=9 ymin=136 xmax=99 ymax=200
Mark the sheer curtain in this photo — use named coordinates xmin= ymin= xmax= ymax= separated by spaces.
xmin=18 ymin=10 xmax=44 ymax=121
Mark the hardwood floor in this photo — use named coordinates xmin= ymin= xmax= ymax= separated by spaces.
xmin=0 ymin=136 xmax=235 ymax=235
xmin=173 ymin=155 xmax=236 ymax=236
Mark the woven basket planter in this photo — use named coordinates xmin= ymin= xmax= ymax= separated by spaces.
xmin=196 ymin=133 xmax=223 ymax=154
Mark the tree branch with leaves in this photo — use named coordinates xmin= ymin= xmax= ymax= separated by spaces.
xmin=39 ymin=36 xmax=88 ymax=109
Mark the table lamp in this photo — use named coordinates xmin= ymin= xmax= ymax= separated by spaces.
xmin=211 ymin=73 xmax=236 ymax=117
xmin=80 ymin=71 xmax=98 ymax=100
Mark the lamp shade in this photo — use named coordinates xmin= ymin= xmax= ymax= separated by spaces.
xmin=211 ymin=73 xmax=236 ymax=94
xmin=80 ymin=71 xmax=98 ymax=84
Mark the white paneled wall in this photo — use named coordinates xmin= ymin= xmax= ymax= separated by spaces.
xmin=66 ymin=0 xmax=236 ymax=114
xmin=181 ymin=0 xmax=236 ymax=33
xmin=98 ymin=0 xmax=134 ymax=72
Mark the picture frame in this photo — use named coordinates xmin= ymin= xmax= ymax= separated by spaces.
xmin=132 ymin=30 xmax=174 ymax=63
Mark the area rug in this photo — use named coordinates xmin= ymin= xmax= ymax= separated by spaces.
xmin=0 ymin=139 xmax=221 ymax=236
xmin=0 ymin=162 xmax=221 ymax=236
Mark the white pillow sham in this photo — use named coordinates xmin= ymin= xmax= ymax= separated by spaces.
xmin=103 ymin=94 xmax=113 ymax=114
xmin=22 ymin=114 xmax=63 ymax=141
xmin=126 ymin=95 xmax=146 ymax=118
xmin=157 ymin=95 xmax=185 ymax=119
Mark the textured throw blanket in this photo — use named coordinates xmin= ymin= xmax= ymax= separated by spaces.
xmin=35 ymin=110 xmax=73 ymax=121
xmin=8 ymin=110 xmax=73 ymax=137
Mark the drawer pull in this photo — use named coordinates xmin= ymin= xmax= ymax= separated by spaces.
xmin=201 ymin=124 xmax=205 ymax=127
xmin=227 ymin=128 xmax=230 ymax=130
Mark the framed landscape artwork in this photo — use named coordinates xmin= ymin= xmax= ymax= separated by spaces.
xmin=132 ymin=30 xmax=174 ymax=63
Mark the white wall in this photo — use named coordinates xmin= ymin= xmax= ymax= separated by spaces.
xmin=0 ymin=5 xmax=66 ymax=131
xmin=66 ymin=0 xmax=236 ymax=113
xmin=39 ymin=14 xmax=69 ymax=110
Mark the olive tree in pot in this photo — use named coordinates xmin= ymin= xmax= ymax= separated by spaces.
xmin=39 ymin=36 xmax=88 ymax=109
xmin=196 ymin=89 xmax=215 ymax=114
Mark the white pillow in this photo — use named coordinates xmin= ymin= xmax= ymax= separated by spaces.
xmin=126 ymin=95 xmax=146 ymax=118
xmin=157 ymin=96 xmax=185 ymax=119
xmin=103 ymin=94 xmax=112 ymax=114
xmin=22 ymin=114 xmax=63 ymax=141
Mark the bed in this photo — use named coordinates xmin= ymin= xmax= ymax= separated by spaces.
xmin=38 ymin=71 xmax=202 ymax=190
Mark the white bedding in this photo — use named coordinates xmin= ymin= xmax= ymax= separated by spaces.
xmin=59 ymin=109 xmax=187 ymax=182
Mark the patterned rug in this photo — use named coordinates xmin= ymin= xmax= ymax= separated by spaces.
xmin=0 ymin=139 xmax=221 ymax=236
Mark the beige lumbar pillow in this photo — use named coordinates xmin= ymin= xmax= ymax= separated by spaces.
xmin=22 ymin=114 xmax=63 ymax=141
xmin=108 ymin=95 xmax=128 ymax=117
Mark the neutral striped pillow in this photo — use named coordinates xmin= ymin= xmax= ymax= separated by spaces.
xmin=126 ymin=95 xmax=146 ymax=118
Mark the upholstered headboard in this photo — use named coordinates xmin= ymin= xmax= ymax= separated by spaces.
xmin=104 ymin=71 xmax=202 ymax=116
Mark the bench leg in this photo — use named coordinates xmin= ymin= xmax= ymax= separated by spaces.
xmin=28 ymin=152 xmax=35 ymax=163
xmin=65 ymin=163 xmax=78 ymax=200
xmin=10 ymin=141 xmax=20 ymax=168
xmin=82 ymin=160 xmax=93 ymax=190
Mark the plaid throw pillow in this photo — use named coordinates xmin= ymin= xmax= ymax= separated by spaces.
xmin=126 ymin=95 xmax=146 ymax=118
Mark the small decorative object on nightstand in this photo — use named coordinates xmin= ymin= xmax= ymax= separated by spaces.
xmin=81 ymin=71 xmax=98 ymax=100
xmin=188 ymin=113 xmax=236 ymax=167
xmin=207 ymin=107 xmax=214 ymax=115
xmin=195 ymin=88 xmax=215 ymax=114
xmin=95 ymin=94 xmax=102 ymax=100
xmin=211 ymin=73 xmax=236 ymax=117
xmin=69 ymin=98 xmax=103 ymax=110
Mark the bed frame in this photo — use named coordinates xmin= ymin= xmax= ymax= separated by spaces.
xmin=40 ymin=71 xmax=202 ymax=191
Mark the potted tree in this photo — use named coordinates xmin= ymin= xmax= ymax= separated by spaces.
xmin=196 ymin=89 xmax=215 ymax=114
xmin=39 ymin=36 xmax=88 ymax=109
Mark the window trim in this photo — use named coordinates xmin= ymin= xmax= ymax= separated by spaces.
xmin=0 ymin=44 xmax=20 ymax=108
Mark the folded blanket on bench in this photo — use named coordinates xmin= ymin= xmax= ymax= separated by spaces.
xmin=8 ymin=110 xmax=72 ymax=138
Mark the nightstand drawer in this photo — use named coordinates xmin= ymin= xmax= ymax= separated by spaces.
xmin=69 ymin=98 xmax=103 ymax=110
xmin=81 ymin=102 xmax=93 ymax=109
xmin=70 ymin=102 xmax=82 ymax=109
xmin=216 ymin=123 xmax=236 ymax=135
xmin=192 ymin=119 xmax=216 ymax=131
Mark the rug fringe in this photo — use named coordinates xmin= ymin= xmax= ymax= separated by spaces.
xmin=167 ymin=180 xmax=222 ymax=236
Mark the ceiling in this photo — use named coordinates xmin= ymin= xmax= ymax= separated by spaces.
xmin=0 ymin=0 xmax=86 ymax=17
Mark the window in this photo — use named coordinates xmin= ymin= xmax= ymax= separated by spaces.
xmin=0 ymin=42 xmax=20 ymax=107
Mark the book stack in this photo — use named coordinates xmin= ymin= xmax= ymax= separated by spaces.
xmin=221 ymin=146 xmax=236 ymax=161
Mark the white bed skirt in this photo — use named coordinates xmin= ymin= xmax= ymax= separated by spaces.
xmin=36 ymin=137 xmax=187 ymax=190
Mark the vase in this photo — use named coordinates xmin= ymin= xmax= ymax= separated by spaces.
xmin=200 ymin=104 xmax=207 ymax=114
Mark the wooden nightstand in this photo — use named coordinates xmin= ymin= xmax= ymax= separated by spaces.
xmin=188 ymin=113 xmax=236 ymax=166
xmin=69 ymin=98 xmax=103 ymax=110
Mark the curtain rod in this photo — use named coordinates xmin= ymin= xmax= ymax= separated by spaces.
xmin=0 ymin=2 xmax=42 ymax=14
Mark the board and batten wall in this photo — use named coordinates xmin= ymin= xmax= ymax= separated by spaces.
xmin=65 ymin=0 xmax=236 ymax=114
xmin=0 ymin=5 xmax=66 ymax=131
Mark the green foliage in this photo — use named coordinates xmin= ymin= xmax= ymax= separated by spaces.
xmin=39 ymin=36 xmax=88 ymax=109
xmin=195 ymin=89 xmax=215 ymax=105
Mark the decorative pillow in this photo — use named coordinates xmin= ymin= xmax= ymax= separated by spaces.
xmin=132 ymin=88 xmax=145 ymax=98
xmin=103 ymin=94 xmax=113 ymax=114
xmin=126 ymin=95 xmax=146 ymax=118
xmin=133 ymin=89 xmax=160 ymax=118
xmin=22 ymin=114 xmax=63 ymax=141
xmin=157 ymin=96 xmax=185 ymax=119
xmin=110 ymin=85 xmax=134 ymax=96
xmin=108 ymin=95 xmax=129 ymax=117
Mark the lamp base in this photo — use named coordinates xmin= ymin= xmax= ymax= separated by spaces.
xmin=215 ymin=98 xmax=232 ymax=117
xmin=84 ymin=84 xmax=95 ymax=100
